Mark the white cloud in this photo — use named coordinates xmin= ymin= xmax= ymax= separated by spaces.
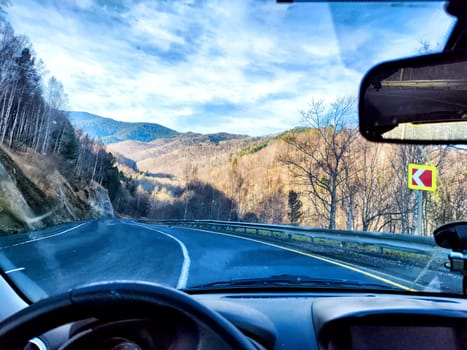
xmin=125 ymin=2 xmax=187 ymax=51
xmin=5 ymin=0 xmax=454 ymax=136
xmin=75 ymin=0 xmax=93 ymax=9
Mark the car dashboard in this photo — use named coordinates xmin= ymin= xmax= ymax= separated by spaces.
xmin=1 ymin=275 xmax=466 ymax=350
xmin=198 ymin=293 xmax=467 ymax=349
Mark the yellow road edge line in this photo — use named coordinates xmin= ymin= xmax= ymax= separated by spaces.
xmin=177 ymin=226 xmax=417 ymax=292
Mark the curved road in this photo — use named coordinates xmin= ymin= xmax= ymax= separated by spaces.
xmin=0 ymin=219 xmax=451 ymax=299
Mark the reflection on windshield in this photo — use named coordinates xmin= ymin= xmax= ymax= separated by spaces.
xmin=0 ymin=1 xmax=464 ymax=299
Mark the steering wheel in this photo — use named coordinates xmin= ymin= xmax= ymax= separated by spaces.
xmin=0 ymin=281 xmax=256 ymax=350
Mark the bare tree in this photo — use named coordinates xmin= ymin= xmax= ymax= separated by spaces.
xmin=41 ymin=77 xmax=66 ymax=154
xmin=352 ymin=141 xmax=392 ymax=231
xmin=383 ymin=145 xmax=424 ymax=234
xmin=423 ymin=146 xmax=466 ymax=232
xmin=280 ymin=97 xmax=357 ymax=229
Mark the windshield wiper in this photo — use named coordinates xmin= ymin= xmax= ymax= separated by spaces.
xmin=186 ymin=274 xmax=399 ymax=291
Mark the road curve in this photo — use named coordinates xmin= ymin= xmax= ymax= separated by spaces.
xmin=0 ymin=219 xmax=440 ymax=299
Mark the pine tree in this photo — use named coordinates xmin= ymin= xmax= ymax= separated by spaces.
xmin=288 ymin=190 xmax=303 ymax=224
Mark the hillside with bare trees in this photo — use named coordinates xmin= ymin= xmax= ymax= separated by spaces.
xmin=107 ymin=98 xmax=466 ymax=236
xmin=0 ymin=16 xmax=130 ymax=232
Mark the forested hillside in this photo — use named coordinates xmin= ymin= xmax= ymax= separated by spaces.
xmin=108 ymin=98 xmax=466 ymax=236
xmin=0 ymin=16 xmax=134 ymax=233
xmin=68 ymin=111 xmax=247 ymax=146
xmin=68 ymin=111 xmax=180 ymax=144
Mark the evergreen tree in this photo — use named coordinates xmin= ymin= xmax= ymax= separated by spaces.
xmin=288 ymin=190 xmax=303 ymax=224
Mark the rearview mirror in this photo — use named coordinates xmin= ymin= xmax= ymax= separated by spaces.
xmin=434 ymin=221 xmax=467 ymax=251
xmin=359 ymin=51 xmax=467 ymax=144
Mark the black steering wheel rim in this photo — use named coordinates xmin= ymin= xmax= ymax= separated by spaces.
xmin=0 ymin=281 xmax=255 ymax=350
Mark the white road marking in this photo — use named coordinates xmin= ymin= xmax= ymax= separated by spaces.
xmin=5 ymin=267 xmax=25 ymax=274
xmin=127 ymin=223 xmax=191 ymax=289
xmin=0 ymin=222 xmax=89 ymax=249
xmin=412 ymin=168 xmax=425 ymax=186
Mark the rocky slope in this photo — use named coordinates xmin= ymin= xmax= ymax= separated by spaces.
xmin=0 ymin=146 xmax=114 ymax=233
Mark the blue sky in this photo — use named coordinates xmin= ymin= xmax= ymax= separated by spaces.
xmin=6 ymin=0 xmax=454 ymax=135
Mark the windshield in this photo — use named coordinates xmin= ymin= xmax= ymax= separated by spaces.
xmin=0 ymin=0 xmax=465 ymax=301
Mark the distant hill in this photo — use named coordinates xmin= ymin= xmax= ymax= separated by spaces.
xmin=67 ymin=111 xmax=180 ymax=144
xmin=107 ymin=133 xmax=255 ymax=164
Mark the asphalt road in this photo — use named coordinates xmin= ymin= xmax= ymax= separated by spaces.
xmin=0 ymin=220 xmax=461 ymax=299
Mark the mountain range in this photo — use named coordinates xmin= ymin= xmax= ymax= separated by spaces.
xmin=67 ymin=111 xmax=180 ymax=144
xmin=67 ymin=111 xmax=246 ymax=145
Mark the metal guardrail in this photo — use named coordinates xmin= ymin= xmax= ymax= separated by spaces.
xmin=142 ymin=219 xmax=439 ymax=256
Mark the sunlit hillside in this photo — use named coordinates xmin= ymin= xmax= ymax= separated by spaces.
xmin=107 ymin=128 xmax=466 ymax=235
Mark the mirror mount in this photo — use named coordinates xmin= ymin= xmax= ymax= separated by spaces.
xmin=447 ymin=0 xmax=467 ymax=20
xmin=433 ymin=221 xmax=467 ymax=295
xmin=444 ymin=0 xmax=467 ymax=51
